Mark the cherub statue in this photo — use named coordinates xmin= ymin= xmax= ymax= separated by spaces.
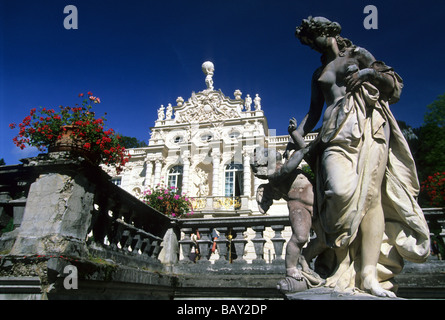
xmin=251 ymin=118 xmax=325 ymax=293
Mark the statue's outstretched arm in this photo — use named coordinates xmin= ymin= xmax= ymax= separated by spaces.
xmin=268 ymin=147 xmax=309 ymax=182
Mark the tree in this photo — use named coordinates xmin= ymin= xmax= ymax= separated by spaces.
xmin=423 ymin=93 xmax=445 ymax=128
xmin=118 ymin=135 xmax=147 ymax=148
xmin=0 ymin=158 xmax=5 ymax=166
xmin=416 ymin=94 xmax=445 ymax=206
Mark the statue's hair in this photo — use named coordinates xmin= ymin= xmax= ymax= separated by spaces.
xmin=295 ymin=16 xmax=354 ymax=53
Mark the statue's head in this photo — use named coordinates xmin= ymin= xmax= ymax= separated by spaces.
xmin=295 ymin=16 xmax=353 ymax=55
xmin=295 ymin=16 xmax=341 ymax=44
xmin=250 ymin=147 xmax=282 ymax=178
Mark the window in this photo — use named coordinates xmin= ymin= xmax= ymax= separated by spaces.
xmin=173 ymin=135 xmax=183 ymax=144
xmin=167 ymin=165 xmax=183 ymax=193
xmin=201 ymin=133 xmax=213 ymax=142
xmin=224 ymin=162 xmax=243 ymax=197
xmin=229 ymin=131 xmax=240 ymax=139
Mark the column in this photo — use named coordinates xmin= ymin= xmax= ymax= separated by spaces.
xmin=243 ymin=149 xmax=251 ymax=197
xmin=153 ymin=158 xmax=163 ymax=186
xmin=144 ymin=160 xmax=153 ymax=188
xmin=211 ymin=148 xmax=220 ymax=196
xmin=182 ymin=150 xmax=190 ymax=194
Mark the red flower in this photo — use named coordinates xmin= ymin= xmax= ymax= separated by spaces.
xmin=10 ymin=92 xmax=129 ymax=173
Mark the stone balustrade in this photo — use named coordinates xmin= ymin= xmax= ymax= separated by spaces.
xmin=174 ymin=215 xmax=291 ymax=274
xmin=0 ymin=152 xmax=171 ymax=263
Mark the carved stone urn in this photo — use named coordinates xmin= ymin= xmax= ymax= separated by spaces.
xmin=48 ymin=125 xmax=101 ymax=164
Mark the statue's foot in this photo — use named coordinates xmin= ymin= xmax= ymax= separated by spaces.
xmin=363 ymin=275 xmax=396 ymax=298
xmin=286 ymin=267 xmax=304 ymax=281
xmin=277 ymin=276 xmax=308 ymax=294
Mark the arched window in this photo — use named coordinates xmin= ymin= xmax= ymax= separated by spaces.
xmin=167 ymin=165 xmax=183 ymax=194
xmin=224 ymin=162 xmax=243 ymax=197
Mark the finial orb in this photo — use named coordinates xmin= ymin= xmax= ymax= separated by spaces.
xmin=202 ymin=61 xmax=215 ymax=75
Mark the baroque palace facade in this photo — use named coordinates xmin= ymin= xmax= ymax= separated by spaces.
xmin=106 ymin=61 xmax=316 ymax=217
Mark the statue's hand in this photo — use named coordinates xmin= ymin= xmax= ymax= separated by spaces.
xmin=345 ymin=68 xmax=374 ymax=92
xmin=288 ymin=117 xmax=297 ymax=134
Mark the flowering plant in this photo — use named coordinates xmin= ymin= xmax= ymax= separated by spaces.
xmin=9 ymin=92 xmax=130 ymax=173
xmin=420 ymin=172 xmax=445 ymax=207
xmin=141 ymin=185 xmax=194 ymax=218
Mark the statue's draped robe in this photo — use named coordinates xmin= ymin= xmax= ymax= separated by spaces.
xmin=309 ymin=62 xmax=430 ymax=291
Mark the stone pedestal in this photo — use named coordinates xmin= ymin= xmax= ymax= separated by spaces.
xmin=10 ymin=169 xmax=95 ymax=258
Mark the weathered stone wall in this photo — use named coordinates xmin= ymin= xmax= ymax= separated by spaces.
xmin=11 ymin=172 xmax=95 ymax=258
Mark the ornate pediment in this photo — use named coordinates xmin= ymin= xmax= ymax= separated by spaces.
xmin=152 ymin=61 xmax=264 ymax=131
xmin=174 ymin=89 xmax=243 ymax=124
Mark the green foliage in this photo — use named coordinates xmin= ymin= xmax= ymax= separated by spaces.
xmin=423 ymin=93 xmax=445 ymax=128
xmin=301 ymin=165 xmax=315 ymax=181
xmin=118 ymin=135 xmax=147 ymax=148
xmin=414 ymin=94 xmax=445 ymax=206
xmin=416 ymin=94 xmax=445 ymax=182
xmin=1 ymin=218 xmax=14 ymax=233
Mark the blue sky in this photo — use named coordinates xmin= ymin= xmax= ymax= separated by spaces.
xmin=1 ymin=0 xmax=445 ymax=165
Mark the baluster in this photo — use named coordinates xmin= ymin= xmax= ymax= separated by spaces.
xmin=132 ymin=234 xmax=143 ymax=255
xmin=141 ymin=238 xmax=153 ymax=257
xmin=121 ymin=229 xmax=133 ymax=252
xmin=231 ymin=226 xmax=247 ymax=263
xmin=251 ymin=225 xmax=266 ymax=264
xmin=109 ymin=219 xmax=125 ymax=251
xmin=214 ymin=227 xmax=229 ymax=264
xmin=196 ymin=228 xmax=212 ymax=262
xmin=178 ymin=228 xmax=193 ymax=262
xmin=91 ymin=197 xmax=110 ymax=246
xmin=151 ymin=237 xmax=162 ymax=260
xmin=270 ymin=225 xmax=286 ymax=263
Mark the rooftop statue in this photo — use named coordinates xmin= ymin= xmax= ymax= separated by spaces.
xmin=202 ymin=61 xmax=215 ymax=91
xmin=261 ymin=16 xmax=430 ymax=298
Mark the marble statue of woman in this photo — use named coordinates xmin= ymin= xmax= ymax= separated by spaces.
xmin=289 ymin=16 xmax=430 ymax=297
xmin=254 ymin=94 xmax=261 ymax=110
xmin=157 ymin=105 xmax=165 ymax=121
xmin=245 ymin=94 xmax=252 ymax=111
